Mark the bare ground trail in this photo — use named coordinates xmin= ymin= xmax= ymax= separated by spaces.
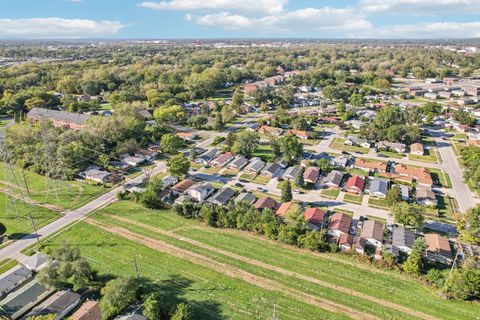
xmin=87 ymin=218 xmax=378 ymax=320
xmin=104 ymin=215 xmax=438 ymax=320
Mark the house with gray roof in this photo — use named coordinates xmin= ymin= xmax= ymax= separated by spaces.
xmin=226 ymin=155 xmax=248 ymax=170
xmin=261 ymin=162 xmax=281 ymax=178
xmin=330 ymin=155 xmax=350 ymax=168
xmin=27 ymin=107 xmax=91 ymax=130
xmin=208 ymin=187 xmax=235 ymax=206
xmin=24 ymin=252 xmax=47 ymax=272
xmin=244 ymin=157 xmax=265 ymax=174
xmin=392 ymin=227 xmax=416 ymax=255
xmin=368 ymin=178 xmax=389 ymax=198
xmin=186 ymin=183 xmax=214 ymax=203
xmin=0 ymin=265 xmax=32 ymax=299
xmin=324 ymin=170 xmax=344 ymax=189
xmin=79 ymin=166 xmax=111 ymax=184
xmin=25 ymin=291 xmax=80 ymax=319
xmin=195 ymin=148 xmax=220 ymax=165
xmin=399 ymin=185 xmax=411 ymax=201
xmin=282 ymin=166 xmax=300 ymax=181
xmin=234 ymin=192 xmax=256 ymax=205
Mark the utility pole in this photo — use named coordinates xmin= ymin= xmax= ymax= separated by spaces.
xmin=28 ymin=212 xmax=40 ymax=245
xmin=134 ymin=255 xmax=140 ymax=280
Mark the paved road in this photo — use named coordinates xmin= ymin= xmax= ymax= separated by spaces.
xmin=0 ymin=162 xmax=166 ymax=264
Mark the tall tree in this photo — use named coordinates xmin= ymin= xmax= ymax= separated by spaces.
xmin=167 ymin=153 xmax=191 ymax=178
xmin=281 ymin=180 xmax=293 ymax=202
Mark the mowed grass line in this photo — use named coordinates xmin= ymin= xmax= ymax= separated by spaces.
xmin=88 ymin=218 xmax=378 ymax=320
xmin=95 ymin=202 xmax=480 ymax=320
xmin=104 ymin=214 xmax=437 ymax=320
xmin=41 ymin=221 xmax=344 ymax=320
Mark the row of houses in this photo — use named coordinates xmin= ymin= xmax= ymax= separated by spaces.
xmin=345 ymin=137 xmax=425 ymax=156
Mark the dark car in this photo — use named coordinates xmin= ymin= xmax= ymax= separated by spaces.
xmin=235 ymin=182 xmax=244 ymax=187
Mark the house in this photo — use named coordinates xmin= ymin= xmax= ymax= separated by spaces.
xmin=345 ymin=136 xmax=371 ymax=148
xmin=416 ymin=185 xmax=438 ymax=206
xmin=331 ymin=155 xmax=350 ymax=168
xmin=287 ymin=129 xmax=309 ymax=140
xmin=392 ymin=227 xmax=415 ymax=255
xmin=227 ymin=155 xmax=249 ymax=170
xmin=277 ymin=159 xmax=288 ymax=169
xmin=195 ymin=148 xmax=220 ymax=165
xmin=158 ymin=189 xmax=173 ymax=202
xmin=339 ymin=234 xmax=354 ymax=251
xmin=324 ymin=170 xmax=344 ymax=189
xmin=71 ymin=300 xmax=102 ymax=320
xmin=79 ymin=166 xmax=111 ymax=184
xmin=210 ymin=152 xmax=234 ymax=167
xmin=304 ymin=208 xmax=325 ymax=230
xmin=27 ymin=107 xmax=91 ymax=130
xmin=327 ymin=213 xmax=352 ymax=238
xmin=161 ymin=176 xmax=178 ymax=188
xmin=176 ymin=132 xmax=196 ymax=141
xmin=171 ymin=179 xmax=194 ymax=194
xmin=424 ymin=234 xmax=452 ymax=264
xmin=25 ymin=290 xmax=81 ymax=320
xmin=135 ymin=149 xmax=158 ymax=162
xmin=276 ymin=202 xmax=295 ymax=217
xmin=246 ymin=123 xmax=260 ymax=132
xmin=122 ymin=156 xmax=145 ymax=167
xmin=360 ymin=220 xmax=384 ymax=248
xmin=368 ymin=178 xmax=389 ymax=198
xmin=303 ymin=167 xmax=320 ymax=184
xmin=254 ymin=197 xmax=278 ymax=210
xmin=353 ymin=237 xmax=367 ymax=254
xmin=410 ymin=143 xmax=424 ymax=156
xmin=354 ymin=158 xmax=387 ymax=173
xmin=377 ymin=141 xmax=406 ymax=153
xmin=244 ymin=157 xmax=266 ymax=174
xmin=24 ymin=252 xmax=47 ymax=272
xmin=282 ymin=166 xmax=300 ymax=180
xmin=345 ymin=175 xmax=365 ymax=194
xmin=393 ymin=164 xmax=433 ymax=186
xmin=234 ymin=192 xmax=256 ymax=205
xmin=399 ymin=185 xmax=411 ymax=201
xmin=258 ymin=125 xmax=283 ymax=136
xmin=208 ymin=187 xmax=235 ymax=206
xmin=174 ymin=194 xmax=193 ymax=205
xmin=261 ymin=163 xmax=282 ymax=178
xmin=186 ymin=183 xmax=214 ymax=203
xmin=0 ymin=265 xmax=32 ymax=299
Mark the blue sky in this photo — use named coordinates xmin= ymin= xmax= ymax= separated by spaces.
xmin=0 ymin=0 xmax=479 ymax=39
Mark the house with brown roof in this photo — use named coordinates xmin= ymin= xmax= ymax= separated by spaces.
xmin=303 ymin=167 xmax=320 ymax=184
xmin=258 ymin=125 xmax=283 ymax=136
xmin=171 ymin=179 xmax=194 ymax=194
xmin=354 ymin=158 xmax=387 ymax=173
xmin=338 ymin=234 xmax=354 ymax=251
xmin=393 ymin=164 xmax=433 ymax=186
xmin=210 ymin=152 xmax=234 ymax=167
xmin=286 ymin=129 xmax=309 ymax=140
xmin=424 ymin=234 xmax=452 ymax=264
xmin=71 ymin=300 xmax=102 ymax=320
xmin=360 ymin=220 xmax=384 ymax=248
xmin=276 ymin=202 xmax=295 ymax=217
xmin=327 ymin=212 xmax=352 ymax=238
xmin=254 ymin=197 xmax=278 ymax=210
xmin=345 ymin=175 xmax=365 ymax=194
xmin=304 ymin=208 xmax=325 ymax=230
xmin=27 ymin=107 xmax=91 ymax=130
xmin=410 ymin=143 xmax=424 ymax=156
xmin=416 ymin=185 xmax=438 ymax=207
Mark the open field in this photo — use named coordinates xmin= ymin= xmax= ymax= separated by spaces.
xmin=50 ymin=201 xmax=480 ymax=320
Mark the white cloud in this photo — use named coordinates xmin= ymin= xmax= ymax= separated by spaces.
xmin=0 ymin=17 xmax=125 ymax=39
xmin=138 ymin=0 xmax=286 ymax=15
xmin=353 ymin=21 xmax=480 ymax=38
xmin=189 ymin=7 xmax=372 ymax=34
xmin=360 ymin=0 xmax=480 ymax=15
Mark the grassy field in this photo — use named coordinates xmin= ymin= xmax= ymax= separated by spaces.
xmin=50 ymin=201 xmax=480 ymax=320
xmin=343 ymin=193 xmax=363 ymax=204
xmin=239 ymin=173 xmax=270 ymax=185
xmin=346 ymin=168 xmax=370 ymax=177
xmin=377 ymin=150 xmax=404 ymax=159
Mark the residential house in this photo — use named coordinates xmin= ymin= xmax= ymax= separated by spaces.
xmin=234 ymin=192 xmax=256 ymax=205
xmin=171 ymin=179 xmax=194 ymax=194
xmin=0 ymin=265 xmax=32 ymax=299
xmin=261 ymin=162 xmax=282 ymax=178
xmin=122 ymin=156 xmax=145 ymax=167
xmin=324 ymin=170 xmax=344 ymax=189
xmin=276 ymin=202 xmax=295 ymax=217
xmin=244 ymin=157 xmax=266 ymax=174
xmin=208 ymin=187 xmax=235 ymax=206
xmin=345 ymin=136 xmax=371 ymax=148
xmin=26 ymin=291 xmax=81 ymax=320
xmin=424 ymin=234 xmax=452 ymax=264
xmin=195 ymin=148 xmax=220 ymax=165
xmin=71 ymin=300 xmax=102 ymax=320
xmin=210 ymin=152 xmax=234 ymax=167
xmin=327 ymin=213 xmax=352 ymax=238
xmin=176 ymin=132 xmax=196 ymax=142
xmin=254 ymin=197 xmax=278 ymax=210
xmin=368 ymin=178 xmax=389 ymax=198
xmin=377 ymin=141 xmax=406 ymax=153
xmin=399 ymin=185 xmax=411 ymax=201
xmin=392 ymin=227 xmax=415 ymax=255
xmin=246 ymin=123 xmax=260 ymax=132
xmin=226 ymin=155 xmax=249 ymax=170
xmin=304 ymin=208 xmax=325 ymax=230
xmin=27 ymin=107 xmax=91 ymax=130
xmin=161 ymin=176 xmax=178 ymax=188
xmin=345 ymin=175 xmax=365 ymax=194
xmin=79 ymin=167 xmax=111 ymax=184
xmin=354 ymin=158 xmax=387 ymax=173
xmin=135 ymin=149 xmax=158 ymax=162
xmin=286 ymin=129 xmax=309 ymax=140
xmin=24 ymin=252 xmax=47 ymax=272
xmin=258 ymin=125 xmax=283 ymax=136
xmin=0 ymin=280 xmax=53 ymax=320
xmin=339 ymin=234 xmax=354 ymax=251
xmin=416 ymin=185 xmax=438 ymax=206
xmin=186 ymin=183 xmax=214 ymax=203
xmin=410 ymin=143 xmax=424 ymax=156
xmin=303 ymin=167 xmax=320 ymax=184
xmin=331 ymin=155 xmax=350 ymax=168
xmin=353 ymin=237 xmax=367 ymax=254
xmin=360 ymin=220 xmax=384 ymax=248
xmin=282 ymin=166 xmax=300 ymax=180
xmin=393 ymin=164 xmax=433 ymax=186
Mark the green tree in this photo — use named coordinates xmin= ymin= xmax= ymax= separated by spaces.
xmin=153 ymin=105 xmax=185 ymax=123
xmin=337 ymin=101 xmax=346 ymax=114
xmin=296 ymin=167 xmax=305 ymax=188
xmin=457 ymin=207 xmax=480 ymax=244
xmin=100 ymin=277 xmax=139 ymax=320
xmin=232 ymin=87 xmax=244 ymax=110
xmin=224 ymin=132 xmax=236 ymax=151
xmin=171 ymin=303 xmax=192 ymax=320
xmin=143 ymin=293 xmax=167 ymax=320
xmin=298 ymin=230 xmax=327 ymax=252
xmin=391 ymin=202 xmax=425 ymax=229
xmin=232 ymin=131 xmax=259 ymax=158
xmin=443 ymin=257 xmax=480 ymax=300
xmin=0 ymin=223 xmax=6 ymax=237
xmin=188 ymin=115 xmax=208 ymax=129
xmin=214 ymin=114 xmax=224 ymax=131
xmin=167 ymin=153 xmax=190 ymax=178
xmin=402 ymin=238 xmax=426 ymax=275
xmin=160 ymin=133 xmax=184 ymax=154
xmin=386 ymin=185 xmax=402 ymax=206
xmin=279 ymin=135 xmax=303 ymax=165
xmin=281 ymin=179 xmax=293 ymax=202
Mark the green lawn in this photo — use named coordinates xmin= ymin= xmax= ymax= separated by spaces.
xmin=343 ymin=193 xmax=363 ymax=204
xmin=429 ymin=169 xmax=452 ymax=188
xmin=0 ymin=258 xmax=18 ymax=274
xmin=346 ymin=168 xmax=369 ymax=177
xmin=321 ymin=188 xmax=340 ymax=199
xmin=74 ymin=201 xmax=480 ymax=320
xmin=408 ymin=148 xmax=438 ymax=163
xmin=368 ymin=197 xmax=389 ymax=208
xmin=331 ymin=138 xmax=369 ymax=154
xmin=239 ymin=173 xmax=270 ymax=185
xmin=253 ymin=143 xmax=275 ymax=162
xmin=377 ymin=150 xmax=404 ymax=159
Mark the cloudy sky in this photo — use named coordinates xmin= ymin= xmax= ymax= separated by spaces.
xmin=1 ymin=0 xmax=479 ymax=39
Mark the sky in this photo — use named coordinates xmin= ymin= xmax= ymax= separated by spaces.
xmin=0 ymin=0 xmax=479 ymax=39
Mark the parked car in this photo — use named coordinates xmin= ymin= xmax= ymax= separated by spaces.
xmin=377 ymin=154 xmax=387 ymax=158
xmin=235 ymin=182 xmax=244 ymax=187
xmin=257 ymin=187 xmax=267 ymax=192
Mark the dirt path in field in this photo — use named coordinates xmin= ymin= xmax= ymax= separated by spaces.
xmin=87 ymin=218 xmax=378 ymax=320
xmin=108 ymin=215 xmax=438 ymax=320
xmin=0 ymin=187 xmax=62 ymax=212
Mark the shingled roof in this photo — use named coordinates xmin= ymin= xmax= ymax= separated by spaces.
xmin=27 ymin=107 xmax=91 ymax=126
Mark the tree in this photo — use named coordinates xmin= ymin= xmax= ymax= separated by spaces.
xmin=160 ymin=133 xmax=184 ymax=154
xmin=232 ymin=87 xmax=244 ymax=110
xmin=0 ymin=223 xmax=6 ymax=237
xmin=337 ymin=101 xmax=346 ymax=114
xmin=349 ymin=93 xmax=364 ymax=107
xmin=224 ymin=132 xmax=236 ymax=151
xmin=153 ymin=105 xmax=185 ymax=123
xmin=281 ymin=179 xmax=293 ymax=202
xmin=316 ymin=158 xmax=332 ymax=174
xmin=167 ymin=153 xmax=190 ymax=178
xmin=143 ymin=293 xmax=167 ymax=320
xmin=402 ymin=238 xmax=426 ymax=275
xmin=188 ymin=115 xmax=208 ymax=129
xmin=296 ymin=167 xmax=305 ymax=188
xmin=391 ymin=202 xmax=425 ymax=229
xmin=457 ymin=207 xmax=480 ymax=244
xmin=100 ymin=277 xmax=139 ymax=320
xmin=443 ymin=257 xmax=480 ymax=300
xmin=279 ymin=135 xmax=303 ymax=165
xmin=386 ymin=185 xmax=402 ymax=206
xmin=171 ymin=303 xmax=192 ymax=320
xmin=232 ymin=131 xmax=259 ymax=158
xmin=214 ymin=114 xmax=224 ymax=131
xmin=298 ymin=230 xmax=327 ymax=252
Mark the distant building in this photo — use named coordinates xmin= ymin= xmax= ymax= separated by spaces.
xmin=392 ymin=227 xmax=415 ymax=255
xmin=27 ymin=107 xmax=91 ymax=130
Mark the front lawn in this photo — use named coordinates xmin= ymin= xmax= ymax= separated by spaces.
xmin=321 ymin=188 xmax=340 ymax=199
xmin=368 ymin=197 xmax=389 ymax=209
xmin=331 ymin=138 xmax=369 ymax=154
xmin=343 ymin=193 xmax=363 ymax=204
